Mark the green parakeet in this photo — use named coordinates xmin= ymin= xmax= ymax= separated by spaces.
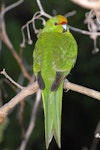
xmin=33 ymin=15 xmax=77 ymax=149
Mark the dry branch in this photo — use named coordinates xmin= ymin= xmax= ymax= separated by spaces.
xmin=64 ymin=80 xmax=100 ymax=101
xmin=19 ymin=90 xmax=41 ymax=150
xmin=71 ymin=0 xmax=100 ymax=10
xmin=0 ymin=80 xmax=100 ymax=124
xmin=1 ymin=69 xmax=24 ymax=90
xmin=0 ymin=82 xmax=38 ymax=123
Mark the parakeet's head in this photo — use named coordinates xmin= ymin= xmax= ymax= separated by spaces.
xmin=42 ymin=15 xmax=68 ymax=33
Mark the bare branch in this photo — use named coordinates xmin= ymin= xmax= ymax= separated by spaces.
xmin=19 ymin=90 xmax=41 ymax=150
xmin=65 ymin=10 xmax=76 ymax=18
xmin=1 ymin=0 xmax=24 ymax=18
xmin=36 ymin=0 xmax=52 ymax=18
xmin=0 ymin=82 xmax=39 ymax=124
xmin=20 ymin=0 xmax=52 ymax=47
xmin=36 ymin=0 xmax=44 ymax=13
xmin=68 ymin=25 xmax=100 ymax=36
xmin=95 ymin=121 xmax=100 ymax=138
xmin=0 ymin=69 xmax=24 ymax=90
xmin=71 ymin=0 xmax=100 ymax=10
xmin=64 ymin=80 xmax=100 ymax=101
xmin=0 ymin=80 xmax=100 ymax=124
xmin=18 ymin=101 xmax=25 ymax=138
xmin=0 ymin=4 xmax=14 ymax=50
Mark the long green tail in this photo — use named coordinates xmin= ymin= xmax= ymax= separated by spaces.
xmin=42 ymin=82 xmax=63 ymax=149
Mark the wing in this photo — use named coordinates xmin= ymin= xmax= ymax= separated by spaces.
xmin=52 ymin=32 xmax=77 ymax=73
xmin=33 ymin=35 xmax=44 ymax=75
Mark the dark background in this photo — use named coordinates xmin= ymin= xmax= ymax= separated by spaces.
xmin=0 ymin=0 xmax=100 ymax=150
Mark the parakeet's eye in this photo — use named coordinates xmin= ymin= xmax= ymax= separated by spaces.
xmin=54 ymin=22 xmax=58 ymax=26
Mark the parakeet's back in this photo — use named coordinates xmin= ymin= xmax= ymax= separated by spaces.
xmin=34 ymin=32 xmax=77 ymax=80
xmin=33 ymin=15 xmax=77 ymax=149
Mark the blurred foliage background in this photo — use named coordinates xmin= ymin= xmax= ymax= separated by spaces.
xmin=0 ymin=0 xmax=100 ymax=150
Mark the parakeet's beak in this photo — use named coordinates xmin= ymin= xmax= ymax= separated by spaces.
xmin=62 ymin=23 xmax=67 ymax=32
xmin=62 ymin=24 xmax=67 ymax=31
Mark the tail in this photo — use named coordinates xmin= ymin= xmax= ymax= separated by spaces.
xmin=42 ymin=82 xmax=63 ymax=149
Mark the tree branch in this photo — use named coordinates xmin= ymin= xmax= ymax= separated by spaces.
xmin=1 ymin=0 xmax=24 ymax=17
xmin=0 ymin=82 xmax=38 ymax=124
xmin=19 ymin=90 xmax=41 ymax=150
xmin=36 ymin=0 xmax=52 ymax=18
xmin=71 ymin=0 xmax=100 ymax=10
xmin=0 ymin=69 xmax=24 ymax=90
xmin=64 ymin=80 xmax=100 ymax=101
xmin=0 ymin=80 xmax=100 ymax=124
xmin=68 ymin=25 xmax=100 ymax=36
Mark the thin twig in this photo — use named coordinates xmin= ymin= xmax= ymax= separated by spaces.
xmin=36 ymin=0 xmax=51 ymax=18
xmin=65 ymin=10 xmax=76 ymax=18
xmin=68 ymin=25 xmax=100 ymax=36
xmin=95 ymin=121 xmax=100 ymax=138
xmin=1 ymin=0 xmax=24 ymax=17
xmin=0 ymin=69 xmax=24 ymax=90
xmin=36 ymin=0 xmax=44 ymax=13
xmin=19 ymin=90 xmax=41 ymax=150
xmin=20 ymin=0 xmax=52 ymax=47
xmin=18 ymin=100 xmax=25 ymax=138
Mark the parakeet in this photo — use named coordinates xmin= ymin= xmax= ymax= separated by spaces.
xmin=33 ymin=15 xmax=77 ymax=149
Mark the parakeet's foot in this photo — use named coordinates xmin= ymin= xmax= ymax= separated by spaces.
xmin=64 ymin=79 xmax=69 ymax=92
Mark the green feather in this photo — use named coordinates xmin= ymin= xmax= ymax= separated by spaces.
xmin=42 ymin=81 xmax=63 ymax=149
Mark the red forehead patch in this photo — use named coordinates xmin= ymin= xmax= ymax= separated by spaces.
xmin=61 ymin=21 xmax=67 ymax=24
xmin=58 ymin=15 xmax=68 ymax=24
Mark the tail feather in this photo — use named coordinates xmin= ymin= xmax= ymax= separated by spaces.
xmin=42 ymin=82 xmax=63 ymax=149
